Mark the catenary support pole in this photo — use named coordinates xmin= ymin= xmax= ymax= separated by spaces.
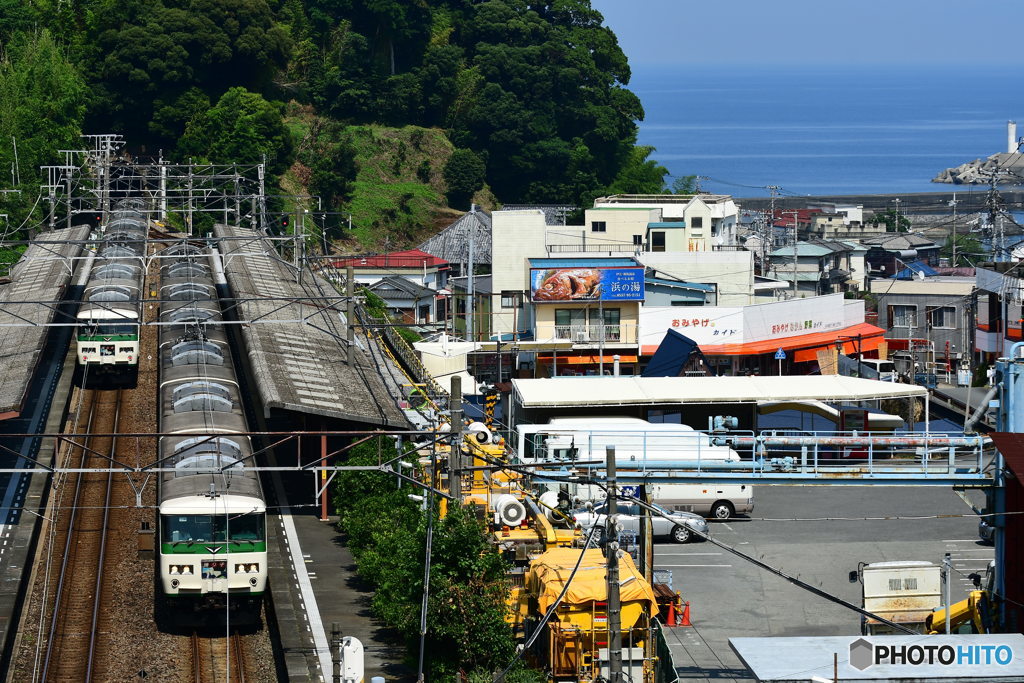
xmin=450 ymin=376 xmax=463 ymax=501
xmin=606 ymin=445 xmax=622 ymax=682
xmin=346 ymin=266 xmax=355 ymax=365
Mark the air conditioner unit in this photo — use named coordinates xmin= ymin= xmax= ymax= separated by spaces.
xmin=572 ymin=330 xmax=589 ymax=342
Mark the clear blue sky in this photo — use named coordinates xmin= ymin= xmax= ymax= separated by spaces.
xmin=592 ymin=0 xmax=1023 ymax=67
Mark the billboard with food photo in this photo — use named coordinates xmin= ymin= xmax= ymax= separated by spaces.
xmin=530 ymin=267 xmax=645 ymax=302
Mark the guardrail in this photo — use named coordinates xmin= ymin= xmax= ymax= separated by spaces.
xmin=523 ymin=429 xmax=993 ymax=487
xmin=357 ymin=306 xmax=448 ymax=409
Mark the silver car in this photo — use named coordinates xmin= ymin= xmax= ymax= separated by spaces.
xmin=573 ymin=501 xmax=709 ymax=544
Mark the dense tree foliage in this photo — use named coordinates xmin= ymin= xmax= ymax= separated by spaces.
xmin=331 ymin=438 xmax=532 ymax=679
xmin=443 ymin=147 xmax=486 ymax=208
xmin=941 ymin=232 xmax=983 ymax=267
xmin=179 ymin=87 xmax=293 ymax=173
xmin=869 ymin=208 xmax=912 ymax=233
xmin=3 ymin=0 xmax=662 ymax=236
xmin=0 ymin=30 xmax=87 ymax=228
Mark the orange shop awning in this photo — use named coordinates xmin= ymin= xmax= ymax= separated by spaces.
xmin=693 ymin=322 xmax=886 ymax=363
xmin=537 ymin=353 xmax=638 ymax=365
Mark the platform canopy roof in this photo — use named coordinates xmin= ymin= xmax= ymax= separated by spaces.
xmin=0 ymin=226 xmax=88 ymax=419
xmin=512 ymin=375 xmax=926 ymax=408
xmin=214 ymin=224 xmax=408 ymax=428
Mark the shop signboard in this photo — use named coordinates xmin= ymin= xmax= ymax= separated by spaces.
xmin=530 ymin=267 xmax=645 ymax=302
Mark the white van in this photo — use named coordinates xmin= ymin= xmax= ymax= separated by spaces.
xmin=516 ymin=417 xmax=739 ymax=465
xmin=858 ymin=358 xmax=898 ymax=382
xmin=515 ymin=417 xmax=754 ymax=519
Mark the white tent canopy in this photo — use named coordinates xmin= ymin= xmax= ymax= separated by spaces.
xmin=512 ymin=375 xmax=926 ymax=408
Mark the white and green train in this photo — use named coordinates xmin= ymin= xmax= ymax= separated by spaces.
xmin=156 ymin=243 xmax=266 ymax=621
xmin=76 ymin=198 xmax=147 ymax=377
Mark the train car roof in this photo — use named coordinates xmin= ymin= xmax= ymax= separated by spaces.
xmin=159 ymin=487 xmax=265 ymax=514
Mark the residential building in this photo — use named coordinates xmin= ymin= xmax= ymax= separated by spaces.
xmin=330 ymin=249 xmax=449 ymax=290
xmin=365 ymin=275 xmax=438 ymax=324
xmin=975 ymin=262 xmax=1021 ymax=361
xmin=491 ymin=209 xmax=553 ymax=338
xmin=861 ymin=233 xmax=941 ymax=278
xmin=640 ymin=251 xmax=754 ymax=306
xmin=870 ymin=274 xmax=975 ymax=375
xmin=418 ymin=209 xmax=492 ymax=277
xmin=448 ymin=274 xmax=492 ymax=341
xmin=765 ymin=239 xmax=859 ymax=297
xmin=643 ymin=276 xmax=716 ymax=306
xmin=591 ymin=193 xmax=740 ymax=248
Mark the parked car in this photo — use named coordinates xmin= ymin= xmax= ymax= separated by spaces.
xmin=979 ymin=517 xmax=994 ymax=545
xmin=572 ymin=501 xmax=709 ymax=544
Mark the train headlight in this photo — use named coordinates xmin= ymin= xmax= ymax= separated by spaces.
xmin=169 ymin=564 xmax=194 ymax=575
xmin=235 ymin=563 xmax=260 ymax=574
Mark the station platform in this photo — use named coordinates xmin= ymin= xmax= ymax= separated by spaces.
xmin=264 ymin=465 xmax=410 ymax=682
xmin=0 ymin=343 xmax=78 ymax=676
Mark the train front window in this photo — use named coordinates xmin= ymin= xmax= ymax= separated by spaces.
xmin=96 ymin=323 xmax=136 ymax=336
xmin=162 ymin=512 xmax=265 ymax=544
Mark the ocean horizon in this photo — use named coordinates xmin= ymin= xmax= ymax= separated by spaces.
xmin=630 ymin=63 xmax=1024 ymax=198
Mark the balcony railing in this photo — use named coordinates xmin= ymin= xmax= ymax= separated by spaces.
xmin=549 ymin=324 xmax=636 ymax=344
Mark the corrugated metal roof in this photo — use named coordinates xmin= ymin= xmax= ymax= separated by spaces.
xmin=0 ymin=226 xmax=88 ymax=418
xmin=214 ymin=224 xmax=408 ymax=428
xmin=647 ymin=222 xmax=686 ymax=228
xmin=512 ymin=375 xmax=925 ymax=407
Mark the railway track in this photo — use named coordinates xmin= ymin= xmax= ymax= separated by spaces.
xmin=192 ymin=629 xmax=248 ymax=683
xmin=38 ymin=388 xmax=123 ymax=681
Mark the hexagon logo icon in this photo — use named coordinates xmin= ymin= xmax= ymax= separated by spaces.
xmin=849 ymin=637 xmax=874 ymax=671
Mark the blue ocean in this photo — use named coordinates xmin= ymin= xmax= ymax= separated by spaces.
xmin=632 ymin=64 xmax=1024 ymax=198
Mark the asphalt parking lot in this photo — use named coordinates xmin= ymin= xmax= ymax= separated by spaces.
xmin=653 ymin=484 xmax=991 ymax=682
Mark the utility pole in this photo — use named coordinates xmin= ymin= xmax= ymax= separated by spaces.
xmin=949 ymin=194 xmax=959 ymax=267
xmin=605 ymin=445 xmax=623 ymax=682
xmin=449 ymin=376 xmax=463 ymax=501
xmin=766 ymin=184 xmax=780 ymax=265
xmin=467 ymin=205 xmax=475 ymax=340
xmin=783 ymin=211 xmax=799 ymax=299
xmin=346 ymin=266 xmax=355 ymax=365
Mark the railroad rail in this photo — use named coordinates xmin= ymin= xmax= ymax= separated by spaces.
xmin=192 ymin=629 xmax=247 ymax=683
xmin=38 ymin=389 xmax=123 ymax=682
